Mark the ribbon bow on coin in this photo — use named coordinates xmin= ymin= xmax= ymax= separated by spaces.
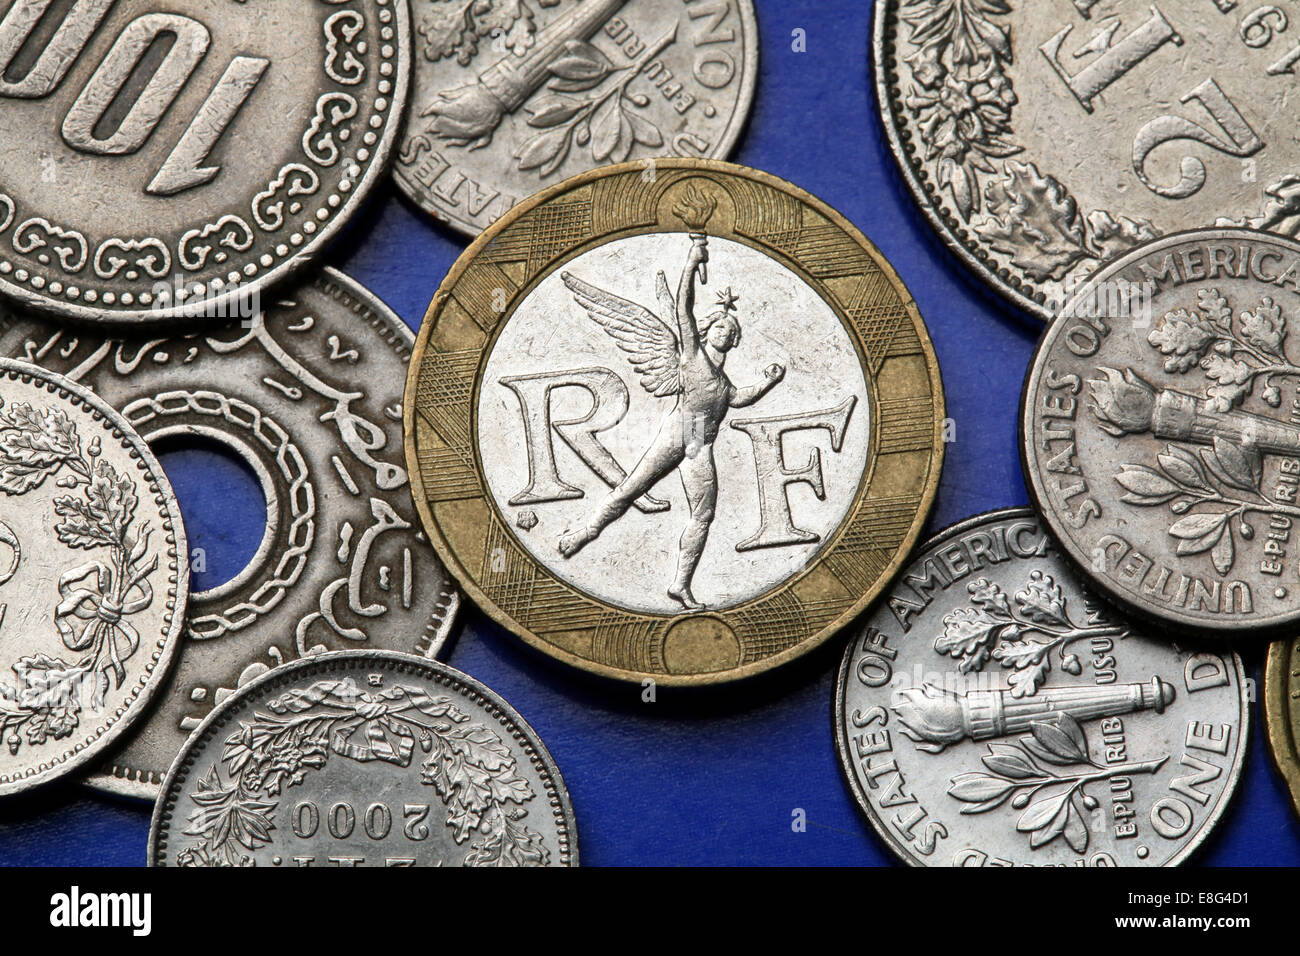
xmin=54 ymin=558 xmax=156 ymax=709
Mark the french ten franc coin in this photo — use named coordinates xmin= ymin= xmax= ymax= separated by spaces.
xmin=1023 ymin=228 xmax=1300 ymax=633
xmin=149 ymin=651 xmax=577 ymax=866
xmin=1264 ymin=637 xmax=1300 ymax=818
xmin=0 ymin=268 xmax=460 ymax=797
xmin=835 ymin=508 xmax=1248 ymax=867
xmin=876 ymin=0 xmax=1300 ymax=320
xmin=0 ymin=0 xmax=409 ymax=323
xmin=394 ymin=0 xmax=757 ymax=236
xmin=405 ymin=159 xmax=946 ymax=684
xmin=0 ymin=358 xmax=188 ymax=796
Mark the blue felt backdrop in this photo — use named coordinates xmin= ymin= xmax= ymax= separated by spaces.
xmin=0 ymin=0 xmax=1295 ymax=867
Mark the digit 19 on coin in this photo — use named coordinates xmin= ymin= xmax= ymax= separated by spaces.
xmin=0 ymin=0 xmax=409 ymax=322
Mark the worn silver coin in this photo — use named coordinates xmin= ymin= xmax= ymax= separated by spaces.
xmin=393 ymin=0 xmax=757 ymax=235
xmin=1022 ymin=228 xmax=1300 ymax=632
xmin=0 ymin=358 xmax=188 ymax=796
xmin=876 ymin=0 xmax=1300 ymax=320
xmin=149 ymin=650 xmax=577 ymax=867
xmin=835 ymin=508 xmax=1248 ymax=867
xmin=0 ymin=268 xmax=459 ymax=797
xmin=0 ymin=0 xmax=409 ymax=323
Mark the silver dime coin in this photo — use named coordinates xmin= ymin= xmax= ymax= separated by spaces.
xmin=149 ymin=650 xmax=577 ymax=867
xmin=835 ymin=508 xmax=1248 ymax=867
xmin=393 ymin=0 xmax=758 ymax=236
xmin=1022 ymin=228 xmax=1300 ymax=632
xmin=0 ymin=0 xmax=409 ymax=323
xmin=0 ymin=358 xmax=187 ymax=796
xmin=876 ymin=0 xmax=1300 ymax=320
xmin=0 ymin=268 xmax=460 ymax=797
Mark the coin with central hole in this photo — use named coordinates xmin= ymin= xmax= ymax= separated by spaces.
xmin=405 ymin=159 xmax=945 ymax=684
xmin=0 ymin=268 xmax=459 ymax=797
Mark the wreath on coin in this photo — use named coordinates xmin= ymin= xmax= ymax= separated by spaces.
xmin=0 ymin=398 xmax=157 ymax=756
xmin=175 ymin=676 xmax=550 ymax=867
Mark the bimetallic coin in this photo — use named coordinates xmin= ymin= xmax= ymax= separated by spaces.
xmin=1264 ymin=637 xmax=1300 ymax=818
xmin=394 ymin=0 xmax=757 ymax=236
xmin=406 ymin=159 xmax=945 ymax=684
xmin=0 ymin=269 xmax=459 ymax=797
xmin=1023 ymin=228 xmax=1300 ymax=632
xmin=0 ymin=358 xmax=187 ymax=796
xmin=149 ymin=650 xmax=577 ymax=867
xmin=876 ymin=0 xmax=1300 ymax=320
xmin=0 ymin=0 xmax=409 ymax=322
xmin=835 ymin=508 xmax=1248 ymax=867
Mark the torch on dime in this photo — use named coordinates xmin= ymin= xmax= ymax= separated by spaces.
xmin=394 ymin=0 xmax=758 ymax=236
xmin=404 ymin=159 xmax=945 ymax=684
xmin=835 ymin=508 xmax=1248 ymax=867
xmin=1022 ymin=228 xmax=1300 ymax=633
xmin=875 ymin=0 xmax=1300 ymax=320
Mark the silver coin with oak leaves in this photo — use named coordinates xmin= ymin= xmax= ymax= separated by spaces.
xmin=393 ymin=0 xmax=757 ymax=235
xmin=1023 ymin=228 xmax=1300 ymax=632
xmin=835 ymin=509 xmax=1247 ymax=867
xmin=0 ymin=0 xmax=409 ymax=322
xmin=149 ymin=651 xmax=577 ymax=867
xmin=0 ymin=358 xmax=187 ymax=796
xmin=876 ymin=0 xmax=1300 ymax=320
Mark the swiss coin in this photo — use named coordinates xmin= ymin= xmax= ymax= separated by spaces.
xmin=875 ymin=0 xmax=1300 ymax=320
xmin=405 ymin=159 xmax=945 ymax=684
xmin=1022 ymin=228 xmax=1300 ymax=632
xmin=149 ymin=650 xmax=578 ymax=867
xmin=835 ymin=508 xmax=1248 ymax=867
xmin=0 ymin=0 xmax=409 ymax=323
xmin=0 ymin=269 xmax=460 ymax=797
xmin=0 ymin=358 xmax=187 ymax=796
xmin=393 ymin=0 xmax=757 ymax=236
xmin=1264 ymin=637 xmax=1300 ymax=818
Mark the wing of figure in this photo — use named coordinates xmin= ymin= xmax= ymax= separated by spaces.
xmin=561 ymin=271 xmax=682 ymax=397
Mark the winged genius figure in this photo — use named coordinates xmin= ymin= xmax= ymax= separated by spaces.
xmin=556 ymin=234 xmax=786 ymax=610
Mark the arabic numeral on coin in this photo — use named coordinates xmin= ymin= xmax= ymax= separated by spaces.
xmin=364 ymin=803 xmax=392 ymax=840
xmin=327 ymin=802 xmax=355 ymax=839
xmin=403 ymin=804 xmax=430 ymax=841
xmin=292 ymin=801 xmax=319 ymax=839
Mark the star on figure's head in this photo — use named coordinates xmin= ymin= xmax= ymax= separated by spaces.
xmin=715 ymin=287 xmax=739 ymax=312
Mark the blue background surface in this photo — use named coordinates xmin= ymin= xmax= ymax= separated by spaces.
xmin=0 ymin=0 xmax=1296 ymax=866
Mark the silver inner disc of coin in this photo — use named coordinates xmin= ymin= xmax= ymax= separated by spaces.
xmin=394 ymin=0 xmax=757 ymax=235
xmin=149 ymin=650 xmax=577 ymax=867
xmin=477 ymin=232 xmax=872 ymax=614
xmin=0 ymin=268 xmax=459 ymax=797
xmin=836 ymin=508 xmax=1248 ymax=867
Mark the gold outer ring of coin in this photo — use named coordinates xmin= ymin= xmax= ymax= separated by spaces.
xmin=1265 ymin=637 xmax=1300 ymax=818
xmin=403 ymin=158 xmax=946 ymax=685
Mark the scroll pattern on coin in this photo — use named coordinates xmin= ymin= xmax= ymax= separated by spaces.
xmin=836 ymin=509 xmax=1248 ymax=867
xmin=394 ymin=0 xmax=757 ymax=235
xmin=0 ymin=359 xmax=186 ymax=796
xmin=0 ymin=0 xmax=409 ymax=322
xmin=877 ymin=0 xmax=1300 ymax=319
xmin=0 ymin=269 xmax=459 ymax=797
xmin=406 ymin=160 xmax=945 ymax=684
xmin=149 ymin=652 xmax=577 ymax=867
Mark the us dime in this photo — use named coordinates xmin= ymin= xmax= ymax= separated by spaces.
xmin=1022 ymin=228 xmax=1300 ymax=632
xmin=835 ymin=508 xmax=1248 ymax=867
xmin=0 ymin=358 xmax=187 ymax=796
xmin=1264 ymin=637 xmax=1300 ymax=818
xmin=876 ymin=0 xmax=1300 ymax=320
xmin=393 ymin=0 xmax=757 ymax=236
xmin=0 ymin=0 xmax=409 ymax=323
xmin=149 ymin=650 xmax=577 ymax=867
xmin=0 ymin=269 xmax=459 ymax=797
xmin=406 ymin=159 xmax=945 ymax=684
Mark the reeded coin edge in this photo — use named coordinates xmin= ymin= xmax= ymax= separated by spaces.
xmin=0 ymin=358 xmax=189 ymax=797
xmin=833 ymin=506 xmax=1251 ymax=867
xmin=0 ymin=1 xmax=412 ymax=325
xmin=83 ymin=266 xmax=461 ymax=800
xmin=404 ymin=157 xmax=946 ymax=686
xmin=1264 ymin=638 xmax=1300 ymax=819
xmin=392 ymin=2 xmax=761 ymax=237
xmin=148 ymin=649 xmax=578 ymax=866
